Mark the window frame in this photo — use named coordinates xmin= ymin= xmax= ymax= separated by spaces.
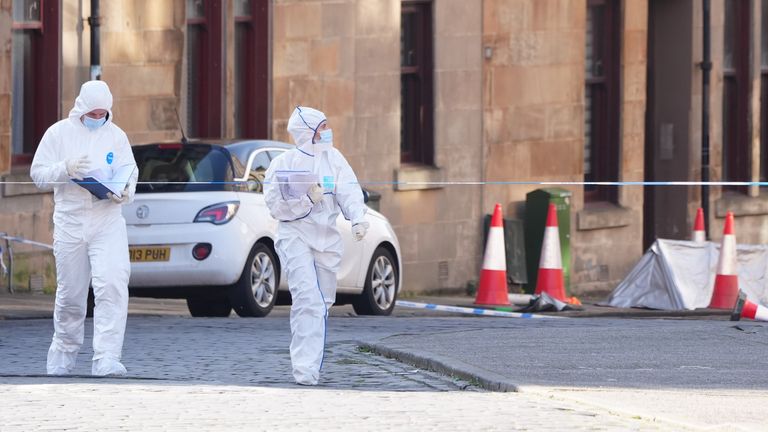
xmin=11 ymin=0 xmax=59 ymax=166
xmin=187 ymin=0 xmax=224 ymax=139
xmin=234 ymin=0 xmax=269 ymax=139
xmin=584 ymin=0 xmax=621 ymax=203
xmin=723 ymin=0 xmax=751 ymax=191
xmin=400 ymin=0 xmax=434 ymax=166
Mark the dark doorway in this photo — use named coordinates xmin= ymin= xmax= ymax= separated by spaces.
xmin=644 ymin=0 xmax=694 ymax=249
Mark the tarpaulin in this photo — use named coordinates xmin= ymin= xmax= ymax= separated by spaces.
xmin=604 ymin=239 xmax=768 ymax=310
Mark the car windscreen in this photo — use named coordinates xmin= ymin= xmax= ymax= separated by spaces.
xmin=133 ymin=144 xmax=236 ymax=193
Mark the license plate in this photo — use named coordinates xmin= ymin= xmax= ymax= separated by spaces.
xmin=130 ymin=246 xmax=171 ymax=262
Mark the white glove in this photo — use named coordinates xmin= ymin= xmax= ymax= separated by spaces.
xmin=352 ymin=223 xmax=368 ymax=241
xmin=307 ymin=183 xmax=324 ymax=204
xmin=107 ymin=192 xmax=126 ymax=204
xmin=65 ymin=155 xmax=92 ymax=180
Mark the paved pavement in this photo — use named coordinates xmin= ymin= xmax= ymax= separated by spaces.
xmin=0 ymin=293 xmax=766 ymax=430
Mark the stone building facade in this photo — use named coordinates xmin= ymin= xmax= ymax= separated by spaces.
xmin=0 ymin=0 xmax=765 ymax=297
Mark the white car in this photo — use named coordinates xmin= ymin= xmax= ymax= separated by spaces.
xmin=122 ymin=140 xmax=401 ymax=318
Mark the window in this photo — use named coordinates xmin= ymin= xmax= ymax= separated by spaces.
xmin=11 ymin=0 xmax=59 ymax=165
xmin=584 ymin=0 xmax=620 ymax=203
xmin=400 ymin=1 xmax=434 ymax=165
xmin=723 ymin=0 xmax=750 ymax=189
xmin=187 ymin=0 xmax=223 ymax=138
xmin=234 ymin=0 xmax=269 ymax=139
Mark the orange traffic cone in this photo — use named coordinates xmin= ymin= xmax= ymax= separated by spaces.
xmin=709 ymin=211 xmax=739 ymax=309
xmin=534 ymin=204 xmax=566 ymax=302
xmin=692 ymin=208 xmax=706 ymax=242
xmin=474 ymin=204 xmax=510 ymax=306
xmin=730 ymin=291 xmax=768 ymax=322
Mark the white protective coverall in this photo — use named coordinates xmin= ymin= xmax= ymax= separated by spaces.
xmin=264 ymin=107 xmax=369 ymax=385
xmin=30 ymin=80 xmax=138 ymax=376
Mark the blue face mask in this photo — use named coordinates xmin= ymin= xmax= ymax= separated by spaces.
xmin=318 ymin=129 xmax=333 ymax=144
xmin=82 ymin=115 xmax=107 ymax=130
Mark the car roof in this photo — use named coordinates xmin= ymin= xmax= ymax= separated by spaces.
xmin=133 ymin=139 xmax=293 ymax=150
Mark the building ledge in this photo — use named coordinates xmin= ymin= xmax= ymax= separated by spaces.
xmin=393 ymin=165 xmax=444 ymax=191
xmin=2 ymin=170 xmax=47 ymax=197
xmin=716 ymin=191 xmax=768 ymax=217
xmin=577 ymin=202 xmax=634 ymax=231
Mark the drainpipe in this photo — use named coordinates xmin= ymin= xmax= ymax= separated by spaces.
xmin=88 ymin=0 xmax=101 ymax=80
xmin=701 ymin=0 xmax=712 ymax=239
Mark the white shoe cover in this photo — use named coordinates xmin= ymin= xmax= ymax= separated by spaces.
xmin=92 ymin=358 xmax=127 ymax=376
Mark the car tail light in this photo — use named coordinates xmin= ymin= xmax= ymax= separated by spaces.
xmin=192 ymin=243 xmax=212 ymax=261
xmin=194 ymin=201 xmax=239 ymax=225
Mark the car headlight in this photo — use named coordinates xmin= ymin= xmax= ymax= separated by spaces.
xmin=194 ymin=201 xmax=240 ymax=225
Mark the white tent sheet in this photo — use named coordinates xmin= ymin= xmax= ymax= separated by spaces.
xmin=604 ymin=239 xmax=768 ymax=310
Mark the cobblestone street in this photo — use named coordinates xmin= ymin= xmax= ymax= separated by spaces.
xmin=0 ymin=315 xmax=666 ymax=431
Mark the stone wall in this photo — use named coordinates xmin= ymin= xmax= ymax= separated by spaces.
xmin=483 ymin=0 xmax=648 ymax=295
xmin=273 ymin=0 xmax=484 ymax=293
xmin=0 ymin=0 xmax=11 ymax=175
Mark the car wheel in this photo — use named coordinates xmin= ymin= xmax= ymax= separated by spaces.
xmin=229 ymin=243 xmax=280 ymax=317
xmin=186 ymin=296 xmax=232 ymax=317
xmin=353 ymin=247 xmax=398 ymax=316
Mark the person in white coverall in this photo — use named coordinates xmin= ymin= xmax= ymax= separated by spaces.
xmin=264 ymin=106 xmax=369 ymax=385
xmin=30 ymin=80 xmax=138 ymax=376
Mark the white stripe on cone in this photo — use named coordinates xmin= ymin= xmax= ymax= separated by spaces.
xmin=539 ymin=226 xmax=562 ymax=269
xmin=717 ymin=234 xmax=737 ymax=276
xmin=756 ymin=304 xmax=768 ymax=321
xmin=692 ymin=230 xmax=705 ymax=243
xmin=482 ymin=226 xmax=507 ymax=271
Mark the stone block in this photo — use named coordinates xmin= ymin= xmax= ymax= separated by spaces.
xmin=103 ymin=65 xmax=176 ymax=98
xmin=529 ymin=140 xmax=581 ymax=178
xmin=272 ymin=78 xmax=290 ymax=122
xmin=435 ymin=0 xmax=482 ymax=36
xmin=282 ymin=2 xmax=322 ymax=40
xmin=531 ymin=0 xmax=583 ymax=31
xmin=353 ymin=74 xmax=399 ymax=117
xmin=355 ymin=36 xmax=399 ymax=76
xmin=288 ymin=78 xmax=323 ymax=111
xmin=113 ymin=98 xmax=150 ymax=133
xmin=322 ymin=80 xmax=355 ymax=115
xmin=485 ymin=141 xmax=531 ymax=180
xmin=624 ymin=0 xmax=649 ymax=32
xmin=623 ymin=30 xmax=648 ymax=65
xmin=149 ymin=98 xmax=180 ymax=131
xmin=435 ymin=109 xmax=483 ymax=154
xmin=309 ymin=39 xmax=340 ymax=76
xmin=0 ymin=133 xmax=10 ymax=174
xmin=435 ymin=34 xmax=483 ymax=72
xmin=545 ymin=104 xmax=582 ymax=141
xmin=322 ymin=1 xmax=355 ymax=38
xmin=507 ymin=105 xmax=546 ymax=142
xmin=436 ymin=69 xmax=482 ymax=111
xmin=490 ymin=65 xmax=582 ymax=108
xmin=356 ymin=0 xmax=398 ymax=38
xmin=101 ymin=31 xmax=145 ymax=65
xmin=144 ymin=30 xmax=184 ymax=64
xmin=402 ymin=261 xmax=438 ymax=293
xmin=274 ymin=41 xmax=309 ymax=77
xmin=0 ymin=94 xmax=9 ymax=133
xmin=393 ymin=166 xmax=444 ymax=192
xmin=623 ymin=63 xmax=647 ymax=102
xmin=417 ymin=222 xmax=458 ymax=261
xmin=135 ymin=0 xmax=178 ymax=30
xmin=484 ymin=0 xmax=528 ymax=35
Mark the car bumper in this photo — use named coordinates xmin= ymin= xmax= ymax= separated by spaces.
xmin=127 ymin=219 xmax=253 ymax=288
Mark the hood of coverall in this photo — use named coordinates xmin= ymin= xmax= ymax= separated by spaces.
xmin=287 ymin=106 xmax=327 ymax=154
xmin=68 ymin=80 xmax=114 ymax=127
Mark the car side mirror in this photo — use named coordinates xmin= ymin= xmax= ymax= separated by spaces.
xmin=362 ymin=188 xmax=369 ymax=203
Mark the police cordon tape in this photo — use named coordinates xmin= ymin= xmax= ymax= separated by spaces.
xmin=0 ymin=234 xmax=53 ymax=250
xmin=395 ymin=300 xmax=563 ymax=319
xmin=1 ymin=180 xmax=768 ymax=186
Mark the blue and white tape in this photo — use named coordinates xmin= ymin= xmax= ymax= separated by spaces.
xmin=3 ymin=180 xmax=768 ymax=187
xmin=395 ymin=300 xmax=561 ymax=319
xmin=0 ymin=234 xmax=53 ymax=250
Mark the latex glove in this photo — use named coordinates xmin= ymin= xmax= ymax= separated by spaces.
xmin=65 ymin=155 xmax=92 ymax=180
xmin=352 ymin=223 xmax=368 ymax=241
xmin=107 ymin=192 xmax=126 ymax=204
xmin=121 ymin=185 xmax=134 ymax=202
xmin=307 ymin=183 xmax=324 ymax=204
